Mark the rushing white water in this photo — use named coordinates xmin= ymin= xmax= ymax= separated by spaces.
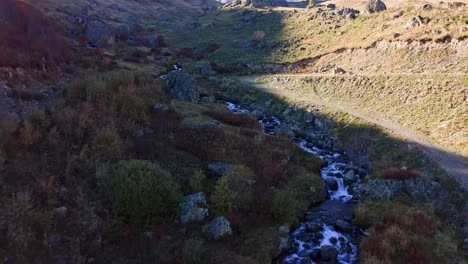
xmin=225 ymin=101 xmax=363 ymax=264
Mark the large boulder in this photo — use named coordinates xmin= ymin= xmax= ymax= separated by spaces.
xmin=204 ymin=216 xmax=232 ymax=240
xmin=343 ymin=170 xmax=357 ymax=184
xmin=360 ymin=179 xmax=403 ymax=199
xmin=180 ymin=192 xmax=208 ymax=224
xmin=404 ymin=16 xmax=423 ymax=29
xmin=85 ymin=19 xmax=112 ymax=46
xmin=334 ymin=220 xmax=353 ymax=233
xmin=364 ymin=0 xmax=387 ymax=13
xmin=338 ymin=7 xmax=360 ymax=19
xmin=319 ymin=245 xmax=338 ymax=261
xmin=166 ymin=71 xmax=199 ymax=103
xmin=324 ymin=177 xmax=338 ymax=191
xmin=404 ymin=179 xmax=432 ymax=201
xmin=361 ymin=179 xmax=432 ymax=201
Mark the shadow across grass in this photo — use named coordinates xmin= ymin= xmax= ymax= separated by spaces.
xmin=199 ymin=75 xmax=468 ymax=263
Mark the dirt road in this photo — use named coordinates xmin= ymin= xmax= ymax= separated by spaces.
xmin=240 ymin=75 xmax=468 ymax=190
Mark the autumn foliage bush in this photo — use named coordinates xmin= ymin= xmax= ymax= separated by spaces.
xmin=204 ymin=109 xmax=261 ymax=130
xmin=381 ymin=169 xmax=422 ymax=180
xmin=0 ymin=0 xmax=68 ymax=69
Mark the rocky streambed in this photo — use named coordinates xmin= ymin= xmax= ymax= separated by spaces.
xmin=226 ymin=102 xmax=366 ymax=264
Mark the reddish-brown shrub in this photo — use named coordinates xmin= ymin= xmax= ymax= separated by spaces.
xmin=0 ymin=0 xmax=68 ymax=69
xmin=156 ymin=35 xmax=166 ymax=47
xmin=362 ymin=235 xmax=386 ymax=260
xmin=381 ymin=169 xmax=422 ymax=180
xmin=203 ymin=43 xmax=220 ymax=54
xmin=412 ymin=212 xmax=434 ymax=236
xmin=176 ymin=48 xmax=194 ymax=58
xmin=79 ymin=35 xmax=89 ymax=47
xmin=404 ymin=241 xmax=429 ymax=264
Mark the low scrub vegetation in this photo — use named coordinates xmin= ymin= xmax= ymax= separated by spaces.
xmin=0 ymin=70 xmax=324 ymax=262
xmin=356 ymin=200 xmax=462 ymax=264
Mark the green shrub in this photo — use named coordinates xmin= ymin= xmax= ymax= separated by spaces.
xmin=308 ymin=0 xmax=315 ymax=8
xmin=224 ymin=165 xmax=256 ymax=212
xmin=104 ymin=160 xmax=182 ymax=225
xmin=211 ymin=175 xmax=237 ymax=214
xmin=271 ymin=189 xmax=298 ymax=225
xmin=189 ymin=169 xmax=207 ymax=193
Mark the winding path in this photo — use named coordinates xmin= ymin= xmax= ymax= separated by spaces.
xmin=240 ymin=75 xmax=468 ymax=190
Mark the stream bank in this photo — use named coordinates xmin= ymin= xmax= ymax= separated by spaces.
xmin=226 ymin=101 xmax=367 ymax=264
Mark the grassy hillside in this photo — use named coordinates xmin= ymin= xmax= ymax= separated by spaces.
xmin=258 ymin=74 xmax=468 ymax=157
xmin=160 ymin=3 xmax=467 ymax=64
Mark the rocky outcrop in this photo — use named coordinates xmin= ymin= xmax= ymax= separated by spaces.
xmin=360 ymin=178 xmax=432 ymax=201
xmin=364 ymin=0 xmax=387 ymax=14
xmin=85 ymin=19 xmax=112 ymax=46
xmin=404 ymin=16 xmax=423 ymax=29
xmin=166 ymin=71 xmax=199 ymax=103
xmin=180 ymin=192 xmax=208 ymax=224
xmin=203 ymin=216 xmax=232 ymax=240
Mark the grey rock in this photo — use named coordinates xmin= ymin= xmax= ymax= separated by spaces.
xmin=364 ymin=0 xmax=387 ymax=13
xmin=324 ymin=177 xmax=338 ymax=191
xmin=361 ymin=179 xmax=432 ymax=201
xmin=200 ymin=95 xmax=216 ymax=104
xmin=180 ymin=192 xmax=209 ymax=224
xmin=208 ymin=162 xmax=233 ymax=176
xmin=314 ymin=118 xmax=324 ymax=129
xmin=166 ymin=71 xmax=199 ymax=103
xmin=343 ymin=170 xmax=356 ymax=184
xmin=304 ymin=111 xmax=314 ymax=123
xmin=339 ymin=7 xmax=360 ymax=19
xmin=201 ymin=63 xmax=216 ymax=76
xmin=204 ymin=216 xmax=232 ymax=240
xmin=404 ymin=179 xmax=432 ymax=201
xmin=327 ymin=4 xmax=336 ymax=10
xmin=360 ymin=179 xmax=403 ymax=199
xmin=306 ymin=223 xmax=323 ymax=232
xmin=85 ymin=19 xmax=112 ymax=45
xmin=319 ymin=245 xmax=338 ymax=261
xmin=404 ymin=16 xmax=423 ymax=29
xmin=334 ymin=220 xmax=353 ymax=233
xmin=278 ymin=225 xmax=290 ymax=234
xmin=52 ymin=206 xmax=68 ymax=218
xmin=422 ymin=3 xmax=432 ymax=10
xmin=332 ymin=67 xmax=346 ymax=75
xmin=278 ymin=235 xmax=292 ymax=253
